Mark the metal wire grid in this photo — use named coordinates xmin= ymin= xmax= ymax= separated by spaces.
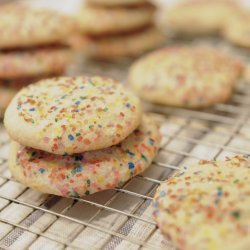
xmin=1 ymin=53 xmax=250 ymax=249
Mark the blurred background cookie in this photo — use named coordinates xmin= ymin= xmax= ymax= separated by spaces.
xmin=0 ymin=48 xmax=73 ymax=79
xmin=129 ymin=46 xmax=243 ymax=108
xmin=77 ymin=3 xmax=155 ymax=35
xmin=243 ymin=63 xmax=250 ymax=83
xmin=0 ymin=4 xmax=77 ymax=49
xmin=81 ymin=26 xmax=165 ymax=60
xmin=85 ymin=0 xmax=148 ymax=7
xmin=223 ymin=10 xmax=250 ymax=48
xmin=0 ymin=3 xmax=78 ymax=117
xmin=160 ymin=0 xmax=240 ymax=37
xmin=72 ymin=0 xmax=165 ymax=60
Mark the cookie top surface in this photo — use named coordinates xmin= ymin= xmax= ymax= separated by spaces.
xmin=4 ymin=76 xmax=142 ymax=154
xmin=129 ymin=46 xmax=242 ymax=108
xmin=0 ymin=47 xmax=73 ymax=79
xmin=243 ymin=63 xmax=250 ymax=83
xmin=223 ymin=11 xmax=250 ymax=48
xmin=86 ymin=0 xmax=148 ymax=7
xmin=0 ymin=76 xmax=50 ymax=116
xmin=0 ymin=4 xmax=77 ymax=48
xmin=164 ymin=0 xmax=239 ymax=35
xmin=9 ymin=115 xmax=161 ymax=197
xmin=153 ymin=156 xmax=250 ymax=250
xmin=171 ymin=0 xmax=238 ymax=8
xmin=77 ymin=3 xmax=155 ymax=35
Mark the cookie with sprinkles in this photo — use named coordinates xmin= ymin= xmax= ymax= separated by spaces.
xmin=76 ymin=3 xmax=155 ymax=36
xmin=0 ymin=3 xmax=77 ymax=49
xmin=4 ymin=76 xmax=142 ymax=155
xmin=0 ymin=48 xmax=73 ymax=79
xmin=129 ymin=46 xmax=243 ymax=108
xmin=0 ymin=47 xmax=74 ymax=115
xmin=9 ymin=115 xmax=160 ymax=197
xmin=153 ymin=156 xmax=250 ymax=250
xmin=0 ymin=74 xmax=64 ymax=119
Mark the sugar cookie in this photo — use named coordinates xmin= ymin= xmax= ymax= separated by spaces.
xmin=4 ymin=76 xmax=142 ymax=155
xmin=0 ymin=3 xmax=77 ymax=49
xmin=9 ymin=115 xmax=160 ymax=197
xmin=83 ymin=26 xmax=165 ymax=59
xmin=0 ymin=48 xmax=73 ymax=79
xmin=163 ymin=0 xmax=238 ymax=36
xmin=0 ymin=74 xmax=62 ymax=118
xmin=77 ymin=3 xmax=155 ymax=35
xmin=129 ymin=46 xmax=242 ymax=108
xmin=223 ymin=11 xmax=250 ymax=48
xmin=243 ymin=63 xmax=250 ymax=83
xmin=153 ymin=156 xmax=250 ymax=250
xmin=86 ymin=0 xmax=147 ymax=7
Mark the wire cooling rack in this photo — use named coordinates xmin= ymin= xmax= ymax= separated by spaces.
xmin=1 ymin=45 xmax=250 ymax=250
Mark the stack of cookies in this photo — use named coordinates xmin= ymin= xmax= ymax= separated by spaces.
xmin=4 ymin=76 xmax=160 ymax=198
xmin=0 ymin=3 xmax=77 ymax=118
xmin=74 ymin=0 xmax=165 ymax=59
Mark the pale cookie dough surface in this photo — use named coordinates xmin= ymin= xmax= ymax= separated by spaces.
xmin=9 ymin=115 xmax=161 ymax=197
xmin=129 ymin=46 xmax=243 ymax=108
xmin=243 ymin=63 xmax=250 ymax=83
xmin=0 ymin=87 xmax=16 ymax=118
xmin=163 ymin=0 xmax=239 ymax=36
xmin=153 ymin=156 xmax=250 ymax=250
xmin=223 ymin=11 xmax=250 ymax=48
xmin=4 ymin=76 xmax=142 ymax=155
xmin=77 ymin=3 xmax=155 ymax=35
xmin=0 ymin=3 xmax=77 ymax=49
xmin=86 ymin=0 xmax=148 ymax=7
xmin=0 ymin=48 xmax=73 ymax=79
xmin=84 ymin=26 xmax=165 ymax=59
